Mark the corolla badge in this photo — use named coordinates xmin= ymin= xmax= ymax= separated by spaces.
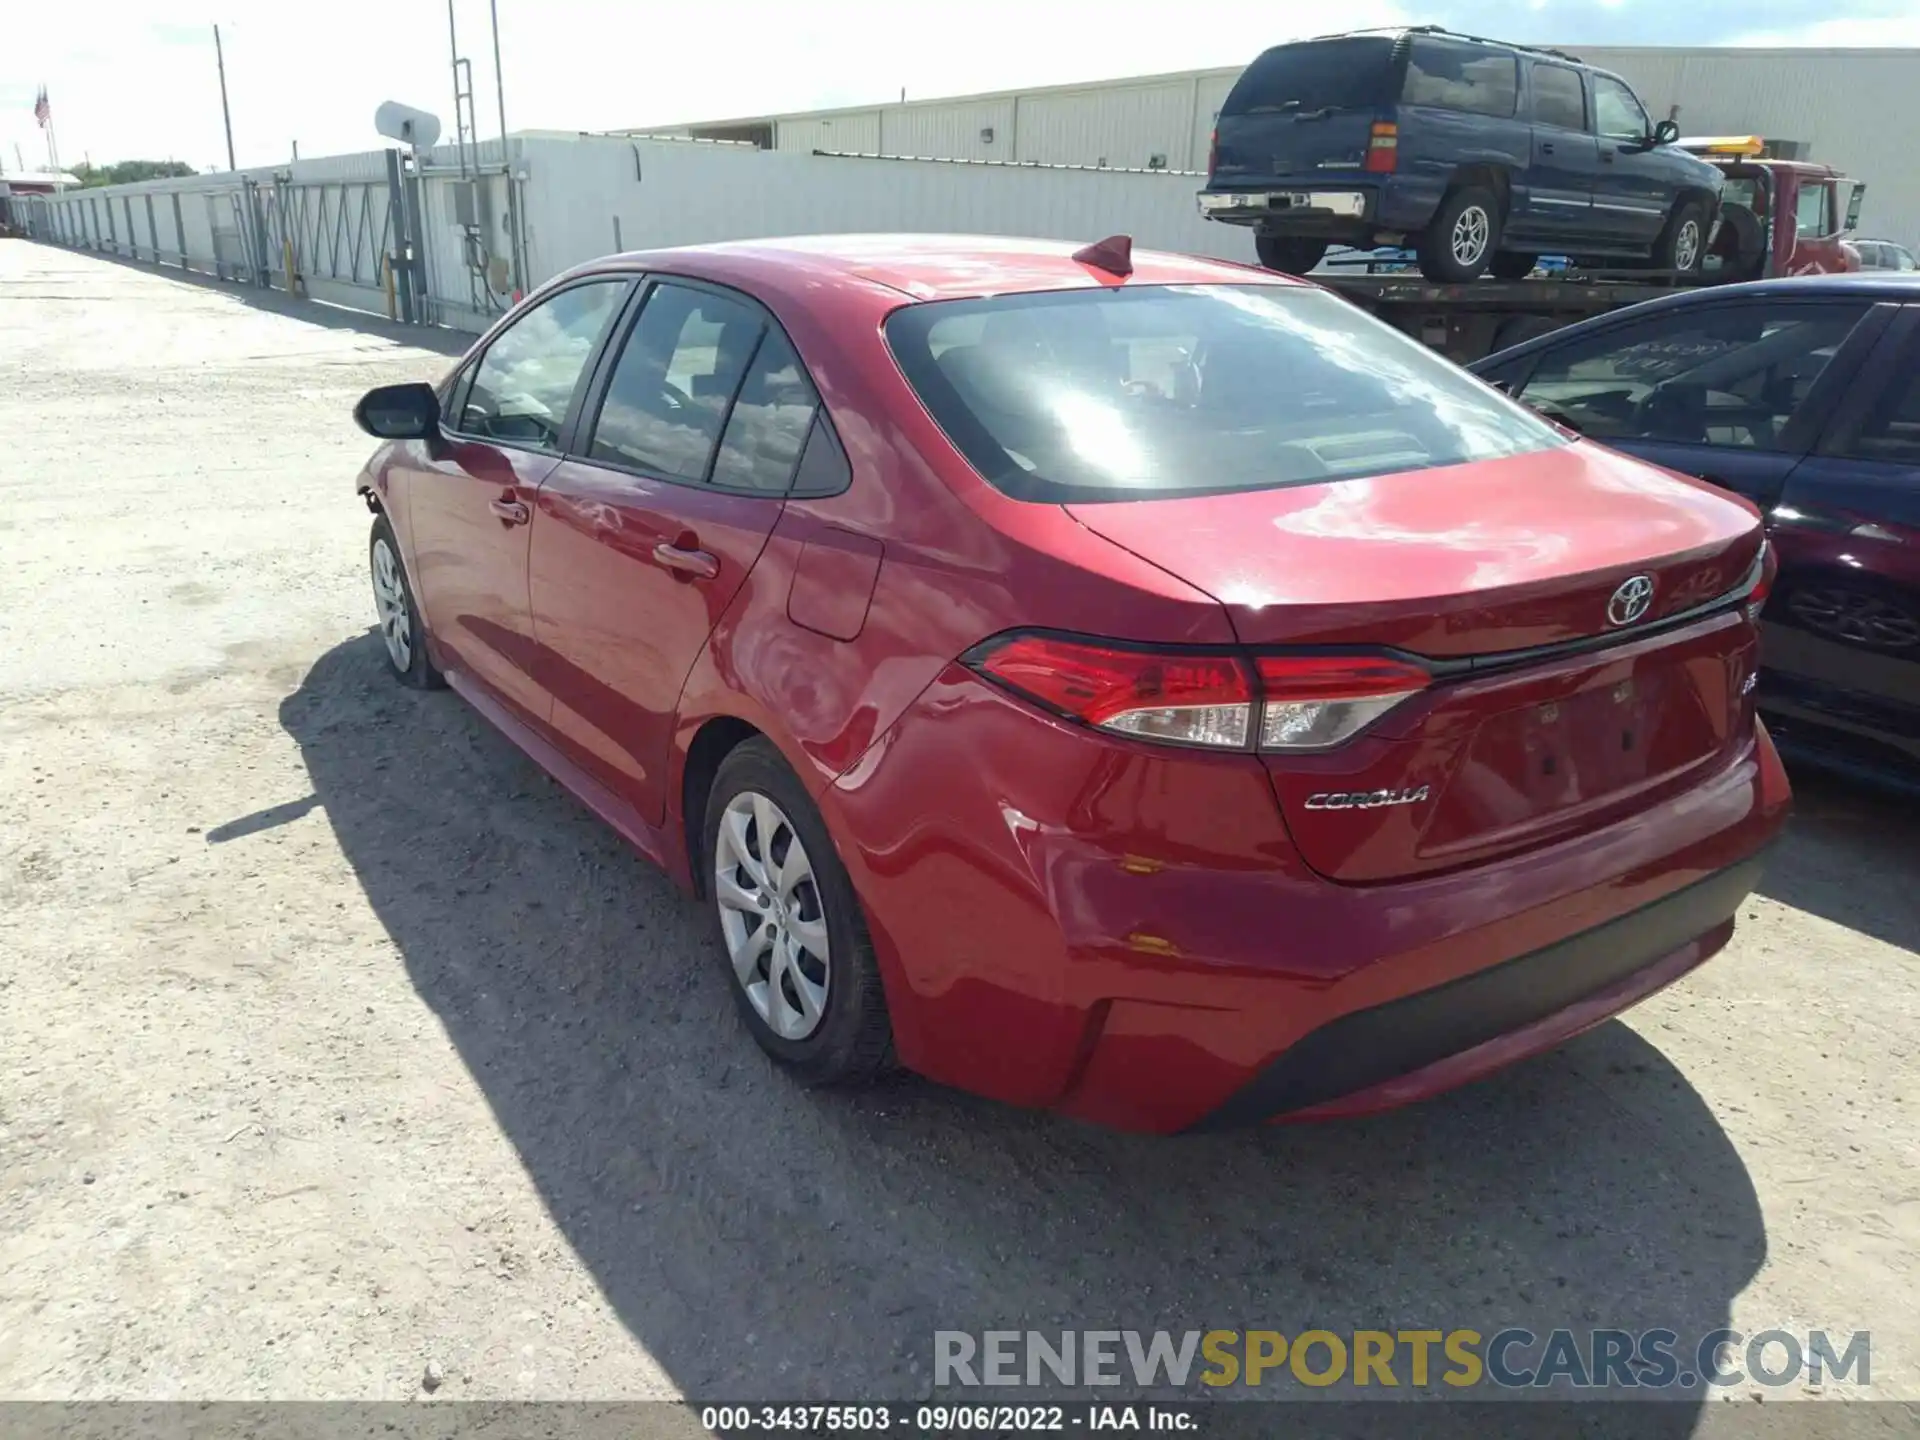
xmin=1304 ymin=786 xmax=1431 ymax=811
xmin=1607 ymin=574 xmax=1656 ymax=627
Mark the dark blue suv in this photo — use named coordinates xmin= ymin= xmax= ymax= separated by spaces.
xmin=1201 ymin=27 xmax=1725 ymax=284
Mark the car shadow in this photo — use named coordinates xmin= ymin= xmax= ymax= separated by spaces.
xmin=34 ymin=243 xmax=474 ymax=356
xmin=1755 ymin=767 xmax=1920 ymax=955
xmin=274 ymin=631 xmax=1767 ymax=1429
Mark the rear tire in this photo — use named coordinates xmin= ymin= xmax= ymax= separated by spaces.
xmin=1654 ymin=199 xmax=1709 ymax=274
xmin=1255 ymin=234 xmax=1330 ymax=274
xmin=703 ymin=738 xmax=894 ymax=1086
xmin=1489 ymin=251 xmax=1538 ymax=280
xmin=1418 ymin=185 xmax=1503 ymax=282
xmin=369 ymin=515 xmax=443 ymax=690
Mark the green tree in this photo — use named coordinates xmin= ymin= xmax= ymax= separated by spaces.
xmin=73 ymin=160 xmax=197 ymax=187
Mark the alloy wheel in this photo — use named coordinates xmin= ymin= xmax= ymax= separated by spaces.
xmin=1674 ymin=219 xmax=1702 ymax=270
xmin=1451 ymin=206 xmax=1491 ymax=267
xmin=1787 ymin=586 xmax=1920 ymax=650
xmin=371 ymin=535 xmax=413 ymax=671
xmin=714 ymin=790 xmax=831 ymax=1041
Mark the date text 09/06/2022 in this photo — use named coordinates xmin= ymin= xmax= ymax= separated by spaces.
xmin=701 ymin=1404 xmax=1193 ymax=1433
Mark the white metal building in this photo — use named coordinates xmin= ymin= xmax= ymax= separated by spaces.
xmin=633 ymin=45 xmax=1920 ymax=249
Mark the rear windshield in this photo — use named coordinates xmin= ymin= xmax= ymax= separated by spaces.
xmin=1221 ymin=38 xmax=1400 ymax=115
xmin=884 ymin=285 xmax=1564 ymax=504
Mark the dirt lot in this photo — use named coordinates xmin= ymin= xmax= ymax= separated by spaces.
xmin=1 ymin=242 xmax=1916 ymax=1421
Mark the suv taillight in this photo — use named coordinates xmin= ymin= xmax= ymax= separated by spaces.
xmin=1365 ymin=121 xmax=1398 ymax=174
xmin=1207 ymin=126 xmax=1219 ymax=176
xmin=965 ymin=634 xmax=1429 ymax=753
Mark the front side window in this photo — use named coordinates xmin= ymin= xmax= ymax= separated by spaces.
xmin=1591 ymin=76 xmax=1649 ymax=140
xmin=1401 ymin=38 xmax=1518 ymax=118
xmin=885 ymin=284 xmax=1564 ymax=503
xmin=1796 ymin=182 xmax=1835 ymax=239
xmin=1513 ymin=302 xmax=1869 ymax=450
xmin=1530 ymin=65 xmax=1587 ymax=131
xmin=589 ymin=283 xmax=764 ymax=481
xmin=457 ymin=281 xmax=625 ymax=448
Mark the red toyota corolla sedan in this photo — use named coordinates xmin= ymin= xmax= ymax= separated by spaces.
xmin=350 ymin=234 xmax=1789 ymax=1133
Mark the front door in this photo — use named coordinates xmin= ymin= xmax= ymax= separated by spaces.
xmin=530 ymin=278 xmax=822 ymax=823
xmin=1588 ymin=74 xmax=1669 ymax=248
xmin=401 ymin=278 xmax=629 ymax=728
xmin=1521 ymin=62 xmax=1599 ymax=243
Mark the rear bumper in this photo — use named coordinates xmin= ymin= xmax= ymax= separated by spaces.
xmin=1199 ymin=180 xmax=1429 ymax=239
xmin=822 ymin=669 xmax=1792 ymax=1134
xmin=1189 ymin=847 xmax=1768 ymax=1130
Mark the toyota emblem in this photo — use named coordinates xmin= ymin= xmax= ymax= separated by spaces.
xmin=1607 ymin=574 xmax=1656 ymax=627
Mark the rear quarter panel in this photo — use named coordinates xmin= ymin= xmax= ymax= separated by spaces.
xmin=1391 ymin=105 xmax=1532 ymax=228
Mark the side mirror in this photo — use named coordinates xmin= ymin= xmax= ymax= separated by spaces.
xmin=1653 ymin=119 xmax=1680 ymax=145
xmin=354 ymin=382 xmax=441 ymax=440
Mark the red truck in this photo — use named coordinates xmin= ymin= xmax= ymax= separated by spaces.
xmin=1306 ymin=136 xmax=1867 ymax=362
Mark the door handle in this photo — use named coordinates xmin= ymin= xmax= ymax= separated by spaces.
xmin=1540 ymin=141 xmax=1555 ymax=154
xmin=652 ymin=542 xmax=719 ymax=580
xmin=1601 ymin=151 xmax=1616 ymax=163
xmin=489 ymin=495 xmax=531 ymax=526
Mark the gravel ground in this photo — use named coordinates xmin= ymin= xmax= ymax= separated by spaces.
xmin=1 ymin=242 xmax=1915 ymax=1425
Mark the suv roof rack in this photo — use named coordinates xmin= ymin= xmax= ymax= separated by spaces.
xmin=1308 ymin=23 xmax=1585 ymax=65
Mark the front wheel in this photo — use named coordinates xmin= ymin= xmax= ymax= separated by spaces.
xmin=704 ymin=738 xmax=894 ymax=1085
xmin=1418 ymin=185 xmax=1503 ymax=282
xmin=1255 ymin=234 xmax=1329 ymax=274
xmin=369 ymin=516 xmax=444 ymax=689
xmin=1654 ymin=200 xmax=1709 ymax=273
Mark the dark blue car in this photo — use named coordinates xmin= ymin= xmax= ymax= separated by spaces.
xmin=1201 ymin=27 xmax=1725 ymax=284
xmin=1472 ymin=274 xmax=1920 ymax=787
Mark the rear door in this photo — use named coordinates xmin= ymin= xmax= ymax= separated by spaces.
xmin=1589 ymin=74 xmax=1669 ymax=246
xmin=529 ymin=278 xmax=822 ymax=823
xmin=1521 ymin=61 xmax=1600 ymax=241
xmin=402 ymin=277 xmax=629 ymax=728
xmin=1762 ymin=312 xmax=1920 ymax=759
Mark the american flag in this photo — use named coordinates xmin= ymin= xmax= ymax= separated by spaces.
xmin=34 ymin=87 xmax=50 ymax=128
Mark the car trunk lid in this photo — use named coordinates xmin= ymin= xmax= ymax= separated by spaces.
xmin=1067 ymin=445 xmax=1765 ymax=882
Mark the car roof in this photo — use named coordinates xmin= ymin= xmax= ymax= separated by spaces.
xmin=1469 ymin=273 xmax=1920 ymax=371
xmin=569 ymin=234 xmax=1291 ymax=308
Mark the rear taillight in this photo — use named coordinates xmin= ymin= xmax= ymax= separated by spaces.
xmin=966 ymin=634 xmax=1429 ymax=753
xmin=1364 ymin=121 xmax=1398 ymax=174
xmin=1207 ymin=126 xmax=1219 ymax=175
xmin=1745 ymin=541 xmax=1777 ymax=621
xmin=1256 ymin=654 xmax=1428 ymax=750
xmin=969 ymin=634 xmax=1253 ymax=749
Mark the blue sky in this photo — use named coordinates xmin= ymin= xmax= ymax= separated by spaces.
xmin=4 ymin=0 xmax=1917 ymax=175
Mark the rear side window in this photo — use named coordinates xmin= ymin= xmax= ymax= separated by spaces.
xmin=1221 ymin=38 xmax=1399 ymax=115
xmin=1513 ymin=302 xmax=1868 ymax=450
xmin=709 ymin=329 xmax=820 ymax=493
xmin=884 ymin=284 xmax=1563 ymax=504
xmin=1401 ymin=38 xmax=1518 ymax=118
xmin=1530 ymin=64 xmax=1587 ymax=131
xmin=590 ymin=283 xmax=763 ymax=481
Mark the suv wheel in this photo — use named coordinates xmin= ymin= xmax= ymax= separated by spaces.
xmin=1654 ymin=199 xmax=1709 ymax=273
xmin=1418 ymin=185 xmax=1502 ymax=282
xmin=1255 ymin=235 xmax=1329 ymax=274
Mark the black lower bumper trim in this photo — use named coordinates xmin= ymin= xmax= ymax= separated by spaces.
xmin=1190 ymin=850 xmax=1771 ymax=1131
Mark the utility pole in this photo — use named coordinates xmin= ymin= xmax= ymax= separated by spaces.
xmin=487 ymin=0 xmax=524 ymax=294
xmin=214 ymin=24 xmax=238 ymax=171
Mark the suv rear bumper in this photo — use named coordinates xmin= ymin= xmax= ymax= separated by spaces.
xmin=1199 ymin=180 xmax=1432 ymax=241
xmin=1199 ymin=189 xmax=1370 ymax=223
